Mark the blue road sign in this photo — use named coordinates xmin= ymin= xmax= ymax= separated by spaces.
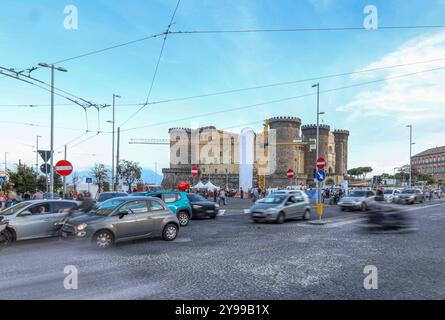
xmin=0 ymin=176 xmax=6 ymax=184
xmin=316 ymin=169 xmax=326 ymax=182
xmin=86 ymin=178 xmax=93 ymax=184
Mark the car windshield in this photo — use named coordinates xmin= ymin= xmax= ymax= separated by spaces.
xmin=349 ymin=191 xmax=366 ymax=197
xmin=0 ymin=202 xmax=30 ymax=216
xmin=401 ymin=189 xmax=416 ymax=194
xmin=90 ymin=198 xmax=126 ymax=216
xmin=258 ymin=195 xmax=287 ymax=204
xmin=383 ymin=190 xmax=394 ymax=194
xmin=187 ymin=194 xmax=206 ymax=202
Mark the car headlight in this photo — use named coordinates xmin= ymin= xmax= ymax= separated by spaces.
xmin=76 ymin=223 xmax=87 ymax=231
xmin=215 ymin=204 xmax=220 ymax=209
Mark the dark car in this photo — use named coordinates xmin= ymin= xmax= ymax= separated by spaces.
xmin=186 ymin=193 xmax=219 ymax=219
xmin=61 ymin=196 xmax=179 ymax=249
xmin=96 ymin=192 xmax=128 ymax=205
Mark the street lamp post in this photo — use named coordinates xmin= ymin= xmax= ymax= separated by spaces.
xmin=312 ymin=83 xmax=324 ymax=219
xmin=38 ymin=63 xmax=68 ymax=198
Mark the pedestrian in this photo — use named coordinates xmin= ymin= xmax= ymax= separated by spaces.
xmin=213 ymin=188 xmax=217 ymax=203
xmin=23 ymin=193 xmax=31 ymax=201
xmin=240 ymin=187 xmax=244 ymax=199
xmin=33 ymin=190 xmax=44 ymax=200
xmin=429 ymin=189 xmax=433 ymax=201
xmin=4 ymin=191 xmax=18 ymax=209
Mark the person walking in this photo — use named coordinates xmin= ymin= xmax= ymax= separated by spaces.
xmin=240 ymin=187 xmax=244 ymax=199
xmin=5 ymin=191 xmax=18 ymax=209
xmin=213 ymin=188 xmax=217 ymax=203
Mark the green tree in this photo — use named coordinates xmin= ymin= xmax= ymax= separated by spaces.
xmin=118 ymin=160 xmax=142 ymax=192
xmin=91 ymin=163 xmax=110 ymax=193
xmin=7 ymin=164 xmax=37 ymax=194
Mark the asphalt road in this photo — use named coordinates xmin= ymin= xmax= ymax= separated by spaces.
xmin=0 ymin=199 xmax=444 ymax=299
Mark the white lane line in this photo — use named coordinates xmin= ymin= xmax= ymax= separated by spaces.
xmin=217 ymin=210 xmax=226 ymax=216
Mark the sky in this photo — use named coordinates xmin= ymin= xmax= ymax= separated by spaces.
xmin=1 ymin=0 xmax=445 ymax=177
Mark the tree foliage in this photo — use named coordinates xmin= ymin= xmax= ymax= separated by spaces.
xmin=91 ymin=163 xmax=110 ymax=193
xmin=118 ymin=160 xmax=142 ymax=192
xmin=347 ymin=167 xmax=373 ymax=180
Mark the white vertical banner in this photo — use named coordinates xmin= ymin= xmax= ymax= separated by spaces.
xmin=239 ymin=128 xmax=255 ymax=190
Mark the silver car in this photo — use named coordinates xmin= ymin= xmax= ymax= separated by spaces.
xmin=61 ymin=196 xmax=180 ymax=248
xmin=338 ymin=190 xmax=376 ymax=211
xmin=393 ymin=189 xmax=425 ymax=204
xmin=0 ymin=200 xmax=79 ymax=242
xmin=250 ymin=192 xmax=311 ymax=224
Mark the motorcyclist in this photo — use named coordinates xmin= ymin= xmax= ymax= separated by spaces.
xmin=367 ymin=189 xmax=412 ymax=229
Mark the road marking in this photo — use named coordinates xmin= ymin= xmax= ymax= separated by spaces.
xmin=217 ymin=210 xmax=225 ymax=216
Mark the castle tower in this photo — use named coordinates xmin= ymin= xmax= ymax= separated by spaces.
xmin=301 ymin=124 xmax=331 ymax=176
xmin=168 ymin=127 xmax=192 ymax=169
xmin=333 ymin=130 xmax=350 ymax=176
xmin=268 ymin=116 xmax=302 ymax=177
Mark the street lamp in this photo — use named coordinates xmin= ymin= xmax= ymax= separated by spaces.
xmin=111 ymin=94 xmax=121 ymax=191
xmin=312 ymin=83 xmax=323 ymax=219
xmin=38 ymin=63 xmax=67 ymax=198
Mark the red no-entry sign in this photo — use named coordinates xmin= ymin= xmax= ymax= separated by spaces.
xmin=316 ymin=157 xmax=326 ymax=170
xmin=287 ymin=169 xmax=294 ymax=179
xmin=55 ymin=160 xmax=73 ymax=177
xmin=191 ymin=166 xmax=198 ymax=177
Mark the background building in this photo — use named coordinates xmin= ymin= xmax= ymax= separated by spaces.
xmin=162 ymin=117 xmax=349 ymax=189
xmin=412 ymin=146 xmax=445 ymax=182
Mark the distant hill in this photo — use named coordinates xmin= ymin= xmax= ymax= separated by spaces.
xmin=67 ymin=167 xmax=163 ymax=185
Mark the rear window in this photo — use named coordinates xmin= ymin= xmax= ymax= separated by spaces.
xmin=98 ymin=193 xmax=126 ymax=202
xmin=163 ymin=193 xmax=179 ymax=203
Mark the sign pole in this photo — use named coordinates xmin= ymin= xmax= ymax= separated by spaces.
xmin=63 ymin=145 xmax=67 ymax=199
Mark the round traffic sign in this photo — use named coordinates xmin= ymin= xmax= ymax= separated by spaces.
xmin=191 ymin=166 xmax=199 ymax=177
xmin=316 ymin=157 xmax=326 ymax=170
xmin=40 ymin=163 xmax=51 ymax=174
xmin=55 ymin=160 xmax=73 ymax=177
xmin=287 ymin=169 xmax=294 ymax=179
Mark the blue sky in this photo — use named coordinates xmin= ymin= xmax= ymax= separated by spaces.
xmin=1 ymin=0 xmax=445 ymax=176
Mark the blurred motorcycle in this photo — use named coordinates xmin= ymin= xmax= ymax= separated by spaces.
xmin=0 ymin=216 xmax=12 ymax=249
xmin=365 ymin=191 xmax=416 ymax=231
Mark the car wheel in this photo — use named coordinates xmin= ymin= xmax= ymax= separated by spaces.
xmin=303 ymin=209 xmax=311 ymax=221
xmin=361 ymin=203 xmax=367 ymax=211
xmin=178 ymin=211 xmax=190 ymax=226
xmin=340 ymin=207 xmax=346 ymax=211
xmin=162 ymin=224 xmax=178 ymax=241
xmin=93 ymin=230 xmax=114 ymax=249
xmin=276 ymin=212 xmax=285 ymax=224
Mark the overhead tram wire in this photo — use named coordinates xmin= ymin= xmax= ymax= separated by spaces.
xmin=121 ymin=65 xmax=445 ymax=133
xmin=119 ymin=0 xmax=182 ymax=127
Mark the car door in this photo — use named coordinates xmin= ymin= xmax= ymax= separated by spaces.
xmin=293 ymin=192 xmax=307 ymax=216
xmin=162 ymin=193 xmax=179 ymax=212
xmin=113 ymin=200 xmax=151 ymax=239
xmin=148 ymin=200 xmax=169 ymax=235
xmin=283 ymin=196 xmax=298 ymax=218
xmin=14 ymin=203 xmax=52 ymax=240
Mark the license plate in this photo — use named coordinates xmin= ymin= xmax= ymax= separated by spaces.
xmin=253 ymin=213 xmax=264 ymax=217
xmin=206 ymin=210 xmax=214 ymax=213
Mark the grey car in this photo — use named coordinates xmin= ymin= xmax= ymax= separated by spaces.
xmin=250 ymin=192 xmax=311 ymax=224
xmin=0 ymin=200 xmax=79 ymax=242
xmin=393 ymin=189 xmax=425 ymax=204
xmin=61 ymin=196 xmax=180 ymax=248
xmin=338 ymin=190 xmax=376 ymax=211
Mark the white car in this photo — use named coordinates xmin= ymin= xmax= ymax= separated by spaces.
xmin=383 ymin=189 xmax=401 ymax=203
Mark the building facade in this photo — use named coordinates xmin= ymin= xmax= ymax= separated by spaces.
xmin=412 ymin=146 xmax=445 ymax=182
xmin=162 ymin=117 xmax=350 ymax=189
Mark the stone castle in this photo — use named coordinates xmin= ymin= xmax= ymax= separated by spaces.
xmin=162 ymin=116 xmax=349 ymax=188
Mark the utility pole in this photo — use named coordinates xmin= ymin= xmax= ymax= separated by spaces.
xmin=111 ymin=94 xmax=121 ymax=191
xmin=35 ymin=135 xmax=41 ymax=192
xmin=407 ymin=125 xmax=413 ymax=188
xmin=116 ymin=127 xmax=120 ymax=191
xmin=38 ymin=63 xmax=67 ymax=198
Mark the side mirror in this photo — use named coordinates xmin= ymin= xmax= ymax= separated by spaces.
xmin=118 ymin=209 xmax=130 ymax=219
xmin=19 ymin=211 xmax=32 ymax=217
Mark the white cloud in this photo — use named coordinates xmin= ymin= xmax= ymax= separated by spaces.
xmin=338 ymin=31 xmax=445 ymax=125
